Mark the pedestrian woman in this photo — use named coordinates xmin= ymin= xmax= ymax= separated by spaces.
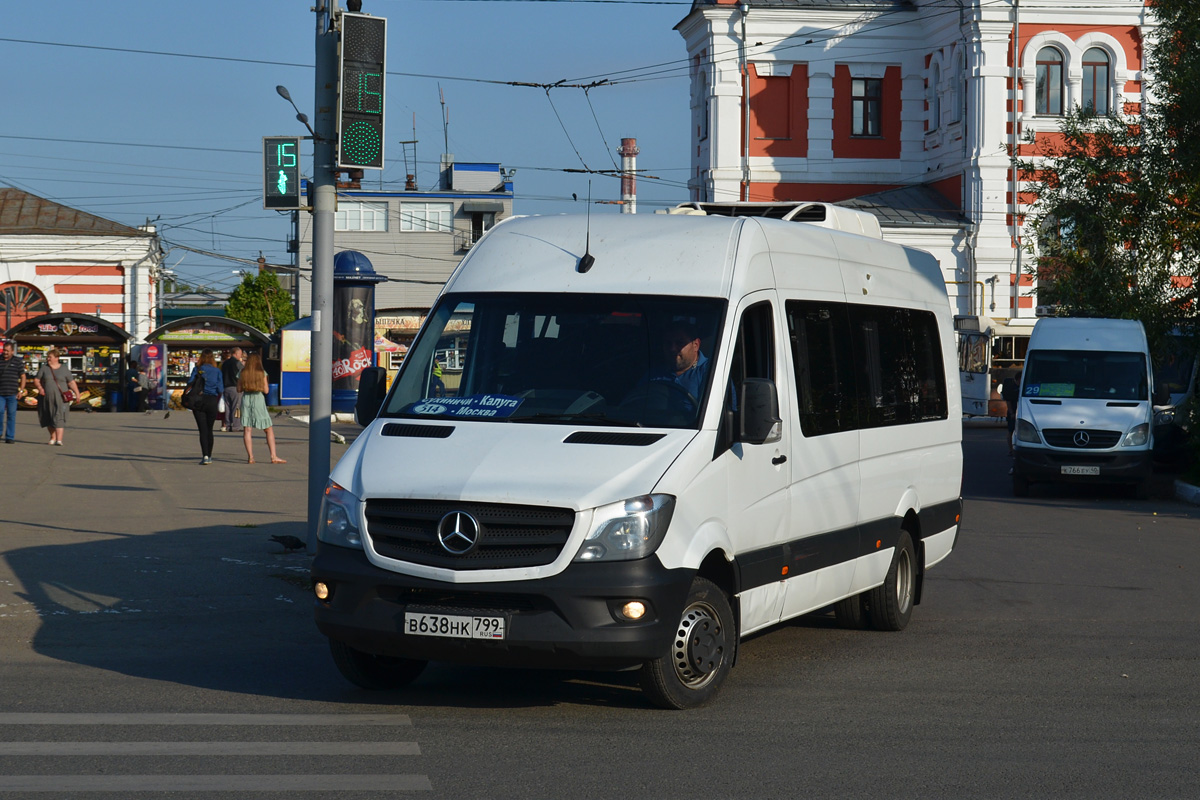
xmin=188 ymin=348 xmax=224 ymax=465
xmin=238 ymin=352 xmax=285 ymax=464
xmin=31 ymin=348 xmax=80 ymax=446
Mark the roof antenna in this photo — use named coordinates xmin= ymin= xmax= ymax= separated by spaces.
xmin=577 ymin=181 xmax=595 ymax=273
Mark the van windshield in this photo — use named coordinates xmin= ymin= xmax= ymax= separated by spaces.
xmin=1022 ymin=350 xmax=1148 ymax=401
xmin=381 ymin=293 xmax=726 ymax=429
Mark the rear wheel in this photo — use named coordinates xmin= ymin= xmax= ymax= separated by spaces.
xmin=834 ymin=594 xmax=870 ymax=629
xmin=868 ymin=531 xmax=916 ymax=632
xmin=640 ymin=577 xmax=735 ymax=710
xmin=328 ymin=639 xmax=427 ymax=690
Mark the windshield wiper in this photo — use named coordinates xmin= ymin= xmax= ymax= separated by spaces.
xmin=520 ymin=412 xmax=642 ymax=428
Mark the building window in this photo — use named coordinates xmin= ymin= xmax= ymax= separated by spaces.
xmin=1035 ymin=47 xmax=1064 ymax=116
xmin=1082 ymin=48 xmax=1110 ymax=115
xmin=851 ymin=78 xmax=882 ymax=136
xmin=335 ymin=201 xmax=388 ymax=232
xmin=928 ymin=63 xmax=941 ymax=132
xmin=400 ymin=202 xmax=453 ymax=233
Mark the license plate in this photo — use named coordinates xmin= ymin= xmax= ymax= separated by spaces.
xmin=1061 ymin=465 xmax=1100 ymax=476
xmin=404 ymin=612 xmax=506 ymax=640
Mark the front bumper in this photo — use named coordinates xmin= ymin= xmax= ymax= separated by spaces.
xmin=1013 ymin=446 xmax=1153 ymax=484
xmin=311 ymin=543 xmax=695 ymax=670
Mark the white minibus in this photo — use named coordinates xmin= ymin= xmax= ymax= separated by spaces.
xmin=312 ymin=205 xmax=963 ymax=708
xmin=1013 ymin=317 xmax=1159 ymax=498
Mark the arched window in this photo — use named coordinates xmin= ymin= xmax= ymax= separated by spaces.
xmin=0 ymin=282 xmax=50 ymax=330
xmin=1035 ymin=47 xmax=1064 ymax=115
xmin=1082 ymin=47 xmax=1110 ymax=115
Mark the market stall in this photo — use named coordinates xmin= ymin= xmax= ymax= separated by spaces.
xmin=143 ymin=317 xmax=270 ymax=409
xmin=5 ymin=312 xmax=133 ymax=411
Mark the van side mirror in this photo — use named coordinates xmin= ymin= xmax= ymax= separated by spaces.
xmin=1153 ymin=382 xmax=1170 ymax=406
xmin=355 ymin=366 xmax=389 ymax=426
xmin=738 ymin=378 xmax=782 ymax=445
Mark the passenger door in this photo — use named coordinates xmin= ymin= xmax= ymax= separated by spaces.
xmin=777 ymin=299 xmax=861 ymax=619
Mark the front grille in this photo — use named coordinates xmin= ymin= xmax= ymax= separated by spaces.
xmin=365 ymin=499 xmax=575 ymax=570
xmin=1042 ymin=429 xmax=1122 ymax=449
xmin=382 ymin=587 xmax=544 ymax=613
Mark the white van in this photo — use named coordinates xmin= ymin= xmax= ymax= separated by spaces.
xmin=312 ymin=206 xmax=963 ymax=709
xmin=1012 ymin=317 xmax=1158 ymax=498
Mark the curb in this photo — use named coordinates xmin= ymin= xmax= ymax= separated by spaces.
xmin=1175 ymin=479 xmax=1200 ymax=506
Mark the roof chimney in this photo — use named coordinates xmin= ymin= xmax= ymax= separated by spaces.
xmin=618 ymin=138 xmax=640 ymax=214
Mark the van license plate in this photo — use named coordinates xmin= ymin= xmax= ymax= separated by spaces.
xmin=1061 ymin=466 xmax=1100 ymax=475
xmin=404 ymin=612 xmax=506 ymax=640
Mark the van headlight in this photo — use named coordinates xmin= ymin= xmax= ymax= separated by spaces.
xmin=1122 ymin=423 xmax=1150 ymax=447
xmin=1015 ymin=419 xmax=1041 ymax=443
xmin=317 ymin=480 xmax=363 ymax=549
xmin=1155 ymin=409 xmax=1175 ymax=427
xmin=574 ymin=495 xmax=675 ymax=562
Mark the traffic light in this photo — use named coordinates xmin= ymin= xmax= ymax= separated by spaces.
xmin=338 ymin=13 xmax=387 ymax=170
xmin=263 ymin=136 xmax=303 ymax=209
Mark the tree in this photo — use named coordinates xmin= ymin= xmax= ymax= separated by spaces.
xmin=1018 ymin=0 xmax=1199 ymax=354
xmin=225 ymin=270 xmax=295 ymax=334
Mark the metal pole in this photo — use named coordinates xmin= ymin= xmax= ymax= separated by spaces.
xmin=307 ymin=0 xmax=338 ymax=550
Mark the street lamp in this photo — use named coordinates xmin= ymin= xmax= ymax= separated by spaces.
xmin=276 ymin=85 xmax=317 ymax=139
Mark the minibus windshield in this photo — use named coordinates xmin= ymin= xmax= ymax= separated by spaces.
xmin=1022 ymin=350 xmax=1148 ymax=401
xmin=382 ymin=293 xmax=726 ymax=428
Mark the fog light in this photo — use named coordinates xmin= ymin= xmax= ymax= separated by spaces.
xmin=314 ymin=582 xmax=331 ymax=601
xmin=620 ymin=601 xmax=646 ymax=620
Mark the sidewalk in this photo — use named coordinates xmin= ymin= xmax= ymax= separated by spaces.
xmin=0 ymin=408 xmax=354 ymax=548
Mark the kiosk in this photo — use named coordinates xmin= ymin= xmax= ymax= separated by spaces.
xmin=6 ymin=312 xmax=133 ymax=411
xmin=143 ymin=317 xmax=270 ymax=408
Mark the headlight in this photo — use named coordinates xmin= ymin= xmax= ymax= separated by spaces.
xmin=1015 ymin=419 xmax=1041 ymax=443
xmin=574 ymin=494 xmax=675 ymax=563
xmin=317 ymin=480 xmax=363 ymax=549
xmin=1155 ymin=409 xmax=1175 ymax=427
xmin=1122 ymin=423 xmax=1150 ymax=447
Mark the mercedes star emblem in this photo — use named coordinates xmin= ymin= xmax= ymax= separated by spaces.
xmin=1073 ymin=431 xmax=1091 ymax=447
xmin=437 ymin=511 xmax=481 ymax=555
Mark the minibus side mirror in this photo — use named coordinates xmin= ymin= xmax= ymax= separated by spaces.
xmin=738 ymin=378 xmax=783 ymax=445
xmin=1153 ymin=382 xmax=1170 ymax=406
xmin=355 ymin=366 xmax=389 ymax=426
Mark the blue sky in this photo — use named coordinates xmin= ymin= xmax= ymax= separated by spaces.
xmin=2 ymin=0 xmax=695 ymax=294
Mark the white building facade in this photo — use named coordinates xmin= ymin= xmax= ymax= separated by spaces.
xmin=675 ymin=0 xmax=1154 ymax=340
xmin=0 ymin=189 xmax=161 ymax=341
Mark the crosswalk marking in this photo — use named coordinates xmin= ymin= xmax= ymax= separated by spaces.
xmin=0 ymin=713 xmax=431 ymax=793
xmin=0 ymin=775 xmax=433 ymax=792
xmin=0 ymin=712 xmax=411 ymax=726
xmin=0 ymin=741 xmax=421 ymax=756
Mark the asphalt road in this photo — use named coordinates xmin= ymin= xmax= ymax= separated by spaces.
xmin=0 ymin=412 xmax=1197 ymax=798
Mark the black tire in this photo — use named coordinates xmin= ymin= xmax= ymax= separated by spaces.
xmin=328 ymin=639 xmax=427 ymax=690
xmin=834 ymin=594 xmax=870 ymax=629
xmin=868 ymin=531 xmax=916 ymax=632
xmin=1012 ymin=470 xmax=1030 ymax=498
xmin=640 ymin=577 xmax=735 ymax=710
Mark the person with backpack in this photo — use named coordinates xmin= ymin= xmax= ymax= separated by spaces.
xmin=186 ymin=349 xmax=224 ymax=465
xmin=220 ymin=347 xmax=244 ymax=433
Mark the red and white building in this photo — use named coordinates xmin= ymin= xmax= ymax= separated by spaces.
xmin=675 ymin=0 xmax=1154 ymax=339
xmin=0 ymin=189 xmax=161 ymax=340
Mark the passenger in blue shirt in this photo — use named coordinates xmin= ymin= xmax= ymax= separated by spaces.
xmin=187 ymin=348 xmax=225 ymax=465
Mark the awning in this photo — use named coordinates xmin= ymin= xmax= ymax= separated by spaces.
xmin=462 ymin=200 xmax=505 ymax=213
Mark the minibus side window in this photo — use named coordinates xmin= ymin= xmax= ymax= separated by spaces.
xmin=848 ymin=306 xmax=948 ymax=427
xmin=786 ymin=300 xmax=857 ymax=436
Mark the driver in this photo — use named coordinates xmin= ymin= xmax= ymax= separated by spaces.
xmin=650 ymin=322 xmax=710 ymax=403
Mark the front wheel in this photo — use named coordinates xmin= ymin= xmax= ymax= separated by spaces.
xmin=640 ymin=577 xmax=735 ymax=710
xmin=868 ymin=531 xmax=916 ymax=632
xmin=328 ymin=639 xmax=427 ymax=690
